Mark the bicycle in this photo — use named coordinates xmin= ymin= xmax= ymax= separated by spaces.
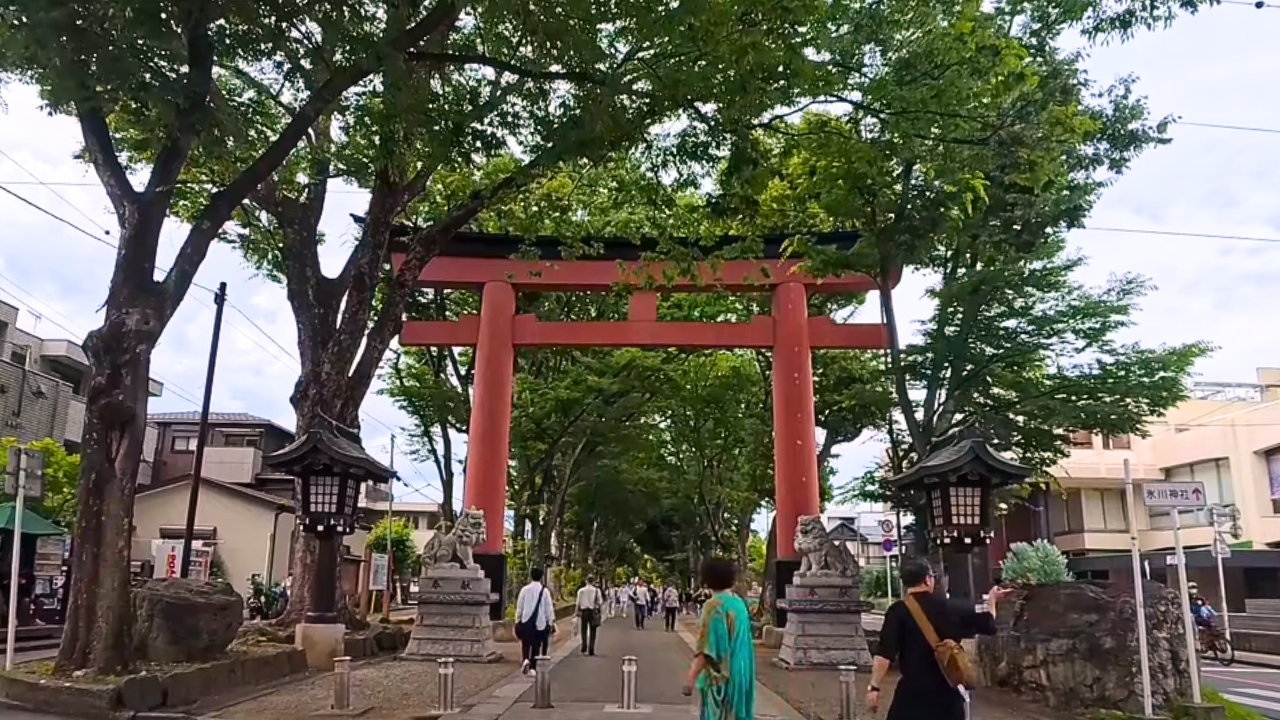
xmin=1198 ymin=624 xmax=1235 ymax=667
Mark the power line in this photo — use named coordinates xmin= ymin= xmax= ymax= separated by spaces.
xmin=0 ymin=179 xmax=372 ymax=195
xmin=1219 ymin=0 xmax=1280 ymax=9
xmin=1079 ymin=227 xmax=1280 ymax=244
xmin=0 ymin=149 xmax=115 ymax=237
xmin=0 ymin=185 xmax=116 ymax=249
xmin=0 ymin=276 xmax=205 ymax=409
xmin=1180 ymin=121 xmax=1280 ymax=135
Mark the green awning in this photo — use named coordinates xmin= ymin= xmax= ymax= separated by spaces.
xmin=0 ymin=503 xmax=66 ymax=536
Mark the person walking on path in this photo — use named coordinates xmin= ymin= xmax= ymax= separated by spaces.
xmin=867 ymin=558 xmax=1008 ymax=720
xmin=577 ymin=575 xmax=604 ymax=655
xmin=693 ymin=586 xmax=711 ymax=618
xmin=662 ymin=582 xmax=681 ymax=631
xmin=515 ymin=567 xmax=556 ymax=675
xmin=632 ymin=580 xmax=649 ymax=629
xmin=682 ymin=558 xmax=754 ymax=720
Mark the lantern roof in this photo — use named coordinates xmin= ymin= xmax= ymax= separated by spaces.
xmin=263 ymin=415 xmax=395 ymax=482
xmin=889 ymin=429 xmax=1031 ymax=490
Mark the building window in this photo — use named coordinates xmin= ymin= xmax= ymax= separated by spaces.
xmin=172 ymin=435 xmax=197 ymax=452
xmin=1267 ymin=450 xmax=1280 ymax=513
xmin=1102 ymin=434 xmax=1131 ymax=450
xmin=8 ymin=345 xmax=28 ymax=367
xmin=1082 ymin=489 xmax=1128 ymax=531
xmin=1066 ymin=431 xmax=1094 ymax=449
xmin=224 ymin=433 xmax=262 ymax=448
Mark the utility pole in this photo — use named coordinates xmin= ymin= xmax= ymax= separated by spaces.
xmin=382 ymin=435 xmax=395 ymax=622
xmin=181 ymin=282 xmax=227 ymax=579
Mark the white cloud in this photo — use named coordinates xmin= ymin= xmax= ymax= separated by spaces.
xmin=1 ymin=6 xmax=1277 ymax=511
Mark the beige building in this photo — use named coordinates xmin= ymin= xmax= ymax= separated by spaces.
xmin=1021 ymin=368 xmax=1280 ymax=612
xmin=132 ymin=476 xmax=295 ymax=598
xmin=1048 ymin=368 xmax=1280 ymax=556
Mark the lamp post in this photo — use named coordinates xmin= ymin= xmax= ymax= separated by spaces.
xmin=264 ymin=417 xmax=395 ymax=632
xmin=889 ymin=429 xmax=1032 ymax=601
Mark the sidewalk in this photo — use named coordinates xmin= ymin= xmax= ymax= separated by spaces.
xmin=452 ymin=613 xmax=804 ymax=720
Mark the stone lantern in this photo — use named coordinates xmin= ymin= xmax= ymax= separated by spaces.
xmin=263 ymin=416 xmax=393 ymax=668
xmin=889 ymin=429 xmax=1031 ymax=551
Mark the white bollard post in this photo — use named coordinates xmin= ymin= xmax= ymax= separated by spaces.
xmin=437 ymin=657 xmax=456 ymax=713
xmin=620 ymin=655 xmax=638 ymax=710
xmin=838 ymin=665 xmax=857 ymax=720
xmin=533 ymin=655 xmax=554 ymax=709
xmin=332 ymin=656 xmax=352 ymax=711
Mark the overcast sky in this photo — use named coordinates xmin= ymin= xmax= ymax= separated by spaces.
xmin=0 ymin=5 xmax=1277 ymax=516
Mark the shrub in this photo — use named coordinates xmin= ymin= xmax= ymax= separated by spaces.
xmin=1000 ymin=539 xmax=1073 ymax=586
xmin=860 ymin=567 xmax=899 ymax=599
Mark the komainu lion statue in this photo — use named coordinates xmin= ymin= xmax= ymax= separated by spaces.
xmin=794 ymin=515 xmax=859 ymax=578
xmin=421 ymin=507 xmax=486 ymax=571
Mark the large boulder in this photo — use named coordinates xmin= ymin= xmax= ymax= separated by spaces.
xmin=133 ymin=578 xmax=244 ymax=663
xmin=976 ymin=580 xmax=1193 ymax=715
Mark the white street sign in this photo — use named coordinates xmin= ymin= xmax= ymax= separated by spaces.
xmin=370 ymin=553 xmax=389 ymax=590
xmin=4 ymin=446 xmax=44 ymax=498
xmin=1213 ymin=538 xmax=1232 ymax=559
xmin=1142 ymin=482 xmax=1206 ymax=508
xmin=880 ymin=518 xmax=895 ymax=535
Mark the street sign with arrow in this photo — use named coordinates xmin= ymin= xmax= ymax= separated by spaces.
xmin=1141 ymin=482 xmax=1206 ymax=508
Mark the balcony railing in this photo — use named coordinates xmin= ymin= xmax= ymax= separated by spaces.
xmin=65 ymin=396 xmax=85 ymax=444
xmin=203 ymin=446 xmax=263 ymax=484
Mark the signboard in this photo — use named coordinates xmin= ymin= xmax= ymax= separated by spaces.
xmin=151 ymin=540 xmax=211 ymax=581
xmin=370 ymin=553 xmax=389 ymax=590
xmin=880 ymin=518 xmax=895 ymax=535
xmin=33 ymin=536 xmax=66 ymax=577
xmin=1213 ymin=537 xmax=1232 ymax=559
xmin=3 ymin=446 xmax=44 ymax=498
xmin=1165 ymin=554 xmax=1179 ymax=567
xmin=882 ymin=538 xmax=896 ymax=555
xmin=1142 ymin=482 xmax=1206 ymax=508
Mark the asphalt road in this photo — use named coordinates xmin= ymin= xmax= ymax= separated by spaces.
xmin=1203 ymin=664 xmax=1280 ymax=718
xmin=0 ymin=702 xmax=69 ymax=720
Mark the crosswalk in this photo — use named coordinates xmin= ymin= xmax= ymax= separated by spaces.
xmin=1217 ymin=687 xmax=1280 ymax=716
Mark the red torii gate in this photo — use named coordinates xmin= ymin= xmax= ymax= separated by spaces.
xmin=393 ymin=231 xmax=896 ymax=613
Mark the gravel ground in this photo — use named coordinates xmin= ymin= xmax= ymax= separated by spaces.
xmin=752 ymin=647 xmax=1076 ymax=720
xmin=210 ymin=653 xmax=520 ymax=720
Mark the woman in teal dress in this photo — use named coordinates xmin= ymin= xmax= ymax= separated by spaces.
xmin=682 ymin=558 xmax=754 ymax=720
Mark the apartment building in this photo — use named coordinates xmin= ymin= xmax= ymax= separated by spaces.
xmin=0 ymin=300 xmax=162 ymax=482
xmin=987 ymin=368 xmax=1280 ymax=610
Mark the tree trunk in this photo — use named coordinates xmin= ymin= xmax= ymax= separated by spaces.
xmin=55 ymin=307 xmax=158 ymax=674
xmin=759 ymin=515 xmax=778 ymax=623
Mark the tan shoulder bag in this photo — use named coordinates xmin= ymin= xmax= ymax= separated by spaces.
xmin=902 ymin=593 xmax=975 ymax=688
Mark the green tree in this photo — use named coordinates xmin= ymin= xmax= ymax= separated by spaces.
xmin=2 ymin=0 xmax=464 ymax=673
xmin=158 ymin=0 xmax=848 ymax=624
xmin=0 ymin=438 xmax=79 ymax=528
xmin=366 ymin=517 xmax=420 ymax=580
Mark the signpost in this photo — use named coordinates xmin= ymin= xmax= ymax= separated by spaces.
xmin=1123 ymin=461 xmax=1154 ymax=716
xmin=879 ymin=518 xmax=898 ymax=597
xmin=370 ymin=553 xmax=389 ymax=596
xmin=882 ymin=538 xmax=896 ymax=555
xmin=1143 ymin=479 xmax=1205 ymax=705
xmin=4 ymin=446 xmax=44 ymax=671
xmin=1211 ymin=505 xmax=1238 ymax=642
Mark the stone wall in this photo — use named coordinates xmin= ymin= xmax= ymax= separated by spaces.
xmin=976 ymin=580 xmax=1192 ymax=715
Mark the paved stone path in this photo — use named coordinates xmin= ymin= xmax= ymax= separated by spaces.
xmin=453 ymin=614 xmax=803 ymax=720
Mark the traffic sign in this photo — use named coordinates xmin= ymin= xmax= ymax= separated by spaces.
xmin=1213 ymin=537 xmax=1232 ymax=559
xmin=3 ymin=446 xmax=43 ymax=498
xmin=880 ymin=518 xmax=895 ymax=535
xmin=1142 ymin=482 xmax=1206 ymax=508
xmin=882 ymin=538 xmax=896 ymax=555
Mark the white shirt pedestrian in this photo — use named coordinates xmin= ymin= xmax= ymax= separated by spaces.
xmin=516 ymin=580 xmax=554 ymax=631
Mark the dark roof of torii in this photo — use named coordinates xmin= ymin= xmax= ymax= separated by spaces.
xmin=359 ymin=215 xmax=862 ymax=261
xmin=262 ymin=416 xmax=395 ymax=482
xmin=889 ymin=432 xmax=1032 ymax=489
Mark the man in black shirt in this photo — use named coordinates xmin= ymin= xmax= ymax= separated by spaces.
xmin=867 ymin=558 xmax=1008 ymax=720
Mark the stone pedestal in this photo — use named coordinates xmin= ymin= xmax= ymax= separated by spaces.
xmin=402 ymin=567 xmax=502 ymax=663
xmin=775 ymin=574 xmax=873 ymax=668
xmin=296 ymin=622 xmax=346 ymax=670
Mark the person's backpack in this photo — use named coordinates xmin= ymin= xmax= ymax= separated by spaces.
xmin=902 ymin=594 xmax=976 ymax=689
xmin=516 ymin=584 xmax=546 ymax=641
